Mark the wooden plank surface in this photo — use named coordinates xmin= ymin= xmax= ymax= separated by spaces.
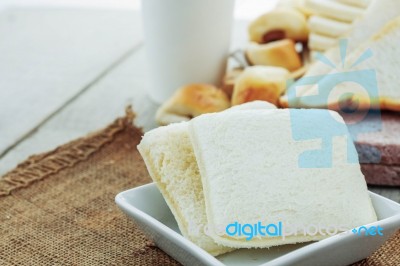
xmin=0 ymin=46 xmax=155 ymax=175
xmin=0 ymin=8 xmax=142 ymax=156
xmin=0 ymin=15 xmax=251 ymax=176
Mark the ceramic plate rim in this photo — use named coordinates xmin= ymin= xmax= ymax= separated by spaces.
xmin=115 ymin=183 xmax=400 ymax=266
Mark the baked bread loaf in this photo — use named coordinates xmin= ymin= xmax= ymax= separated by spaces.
xmin=231 ymin=66 xmax=289 ymax=106
xmin=245 ymin=39 xmax=302 ymax=72
xmin=188 ymin=109 xmax=377 ymax=248
xmin=138 ymin=102 xmax=276 ymax=256
xmin=283 ymin=16 xmax=400 ymax=111
xmin=156 ymin=84 xmax=230 ymax=126
xmin=248 ymin=8 xmax=308 ymax=44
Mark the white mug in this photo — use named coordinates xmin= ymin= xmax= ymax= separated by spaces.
xmin=141 ymin=0 xmax=235 ymax=103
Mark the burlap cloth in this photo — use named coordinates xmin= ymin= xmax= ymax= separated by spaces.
xmin=0 ymin=108 xmax=398 ymax=265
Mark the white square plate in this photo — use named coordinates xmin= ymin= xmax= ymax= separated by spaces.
xmin=116 ymin=183 xmax=400 ymax=266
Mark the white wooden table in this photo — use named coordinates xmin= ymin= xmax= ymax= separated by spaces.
xmin=1 ymin=7 xmax=399 ymax=203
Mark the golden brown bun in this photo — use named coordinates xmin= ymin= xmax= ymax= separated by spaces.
xmin=156 ymin=84 xmax=230 ymax=126
xmin=231 ymin=66 xmax=290 ymax=106
xmin=245 ymin=39 xmax=303 ymax=72
xmin=248 ymin=8 xmax=308 ymax=44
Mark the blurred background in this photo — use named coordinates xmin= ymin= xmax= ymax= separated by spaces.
xmin=0 ymin=0 xmax=278 ymax=19
xmin=0 ymin=0 xmax=277 ymax=175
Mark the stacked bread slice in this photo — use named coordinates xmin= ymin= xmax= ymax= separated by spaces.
xmin=137 ymin=122 xmax=232 ymax=256
xmin=282 ymin=13 xmax=400 ymax=111
xmin=188 ymin=109 xmax=376 ymax=248
xmin=305 ymin=0 xmax=369 ymax=52
xmin=302 ymin=0 xmax=400 ymax=77
xmin=138 ymin=103 xmax=377 ymax=254
xmin=280 ymin=0 xmax=400 ymax=111
xmin=138 ymin=101 xmax=274 ymax=256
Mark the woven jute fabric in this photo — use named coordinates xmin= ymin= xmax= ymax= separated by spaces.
xmin=0 ymin=109 xmax=178 ymax=266
xmin=0 ymin=108 xmax=398 ymax=265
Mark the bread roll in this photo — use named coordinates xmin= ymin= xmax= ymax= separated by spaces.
xmin=156 ymin=84 xmax=230 ymax=126
xmin=248 ymin=8 xmax=308 ymax=44
xmin=245 ymin=39 xmax=302 ymax=72
xmin=221 ymin=68 xmax=243 ymax=99
xmin=231 ymin=66 xmax=289 ymax=106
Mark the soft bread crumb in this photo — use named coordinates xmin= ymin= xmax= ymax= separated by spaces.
xmin=188 ymin=109 xmax=377 ymax=248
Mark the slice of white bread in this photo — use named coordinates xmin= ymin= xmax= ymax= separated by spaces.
xmin=304 ymin=0 xmax=365 ymax=22
xmin=297 ymin=0 xmax=400 ymax=80
xmin=336 ymin=0 xmax=371 ymax=8
xmin=226 ymin=100 xmax=276 ymax=111
xmin=281 ymin=0 xmax=400 ymax=109
xmin=308 ymin=16 xmax=352 ymax=38
xmin=308 ymin=33 xmax=337 ymax=51
xmin=137 ymin=123 xmax=230 ymax=256
xmin=286 ymin=16 xmax=400 ymax=110
xmin=188 ymin=109 xmax=377 ymax=248
xmin=137 ymin=101 xmax=275 ymax=255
